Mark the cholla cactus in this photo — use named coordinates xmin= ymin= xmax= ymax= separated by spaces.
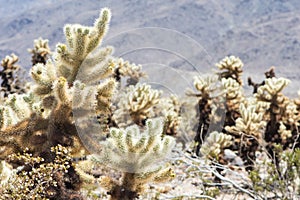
xmin=0 ymin=16 xmax=119 ymax=200
xmin=278 ymin=122 xmax=292 ymax=142
xmin=248 ymin=67 xmax=276 ymax=94
xmin=1 ymin=93 xmax=31 ymax=127
xmin=256 ymin=77 xmax=290 ymax=102
xmin=193 ymin=74 xmax=219 ymax=98
xmin=188 ymin=74 xmax=222 ymax=155
xmin=225 ymin=102 xmax=267 ymax=169
xmin=225 ymin=103 xmax=266 ymax=138
xmin=254 ymin=77 xmax=297 ymax=165
xmin=216 ymin=55 xmax=244 ymax=85
xmin=221 ymin=77 xmax=244 ymax=125
xmin=217 ymin=57 xmax=245 ymax=131
xmin=114 ymin=83 xmax=162 ymax=126
xmin=28 ymin=37 xmax=51 ymax=66
xmin=31 ymin=8 xmax=116 ymax=97
xmin=55 ymin=8 xmax=113 ymax=84
xmin=255 ymin=77 xmax=290 ymax=134
xmin=282 ymin=102 xmax=300 ymax=127
xmin=158 ymin=95 xmax=181 ymax=136
xmin=0 ymin=54 xmax=25 ymax=98
xmin=114 ymin=58 xmax=146 ymax=85
xmin=95 ymin=118 xmax=175 ymax=200
xmin=0 ymin=8 xmax=117 ymax=161
xmin=0 ymin=92 xmax=49 ymax=159
xmin=200 ymin=131 xmax=232 ymax=160
xmin=221 ymin=77 xmax=243 ymax=101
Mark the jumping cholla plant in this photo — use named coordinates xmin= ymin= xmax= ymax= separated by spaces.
xmin=226 ymin=103 xmax=266 ymax=138
xmin=0 ymin=7 xmax=117 ymax=160
xmin=200 ymin=131 xmax=232 ymax=160
xmin=185 ymin=54 xmax=299 ymax=199
xmin=189 ymin=56 xmax=244 ymax=156
xmin=94 ymin=117 xmax=176 ymax=200
xmin=113 ymin=58 xmax=146 ymax=85
xmin=216 ymin=55 xmax=244 ymax=85
xmin=188 ymin=74 xmax=221 ymax=155
xmin=0 ymin=54 xmax=26 ymax=98
xmin=218 ymin=56 xmax=245 ymax=128
xmin=225 ymin=102 xmax=267 ymax=169
xmin=0 ymin=6 xmax=300 ymax=200
xmin=255 ymin=78 xmax=292 ymax=154
xmin=72 ymin=118 xmax=176 ymax=200
xmin=28 ymin=37 xmax=52 ymax=66
xmin=113 ymin=83 xmax=162 ymax=126
xmin=0 ymin=8 xmax=119 ymax=199
xmin=156 ymin=94 xmax=181 ymax=136
xmin=0 ymin=7 xmax=178 ymax=200
xmin=221 ymin=77 xmax=244 ymax=117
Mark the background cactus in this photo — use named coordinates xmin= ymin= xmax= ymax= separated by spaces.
xmin=28 ymin=37 xmax=52 ymax=66
xmin=225 ymin=102 xmax=266 ymax=169
xmin=0 ymin=54 xmax=26 ymax=98
xmin=188 ymin=74 xmax=219 ymax=155
xmin=200 ymin=131 xmax=232 ymax=160
xmin=113 ymin=83 xmax=162 ymax=126
xmin=255 ymin=77 xmax=294 ymax=162
xmin=216 ymin=55 xmax=243 ymax=85
xmin=113 ymin=58 xmax=146 ymax=86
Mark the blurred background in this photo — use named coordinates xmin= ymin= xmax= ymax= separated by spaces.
xmin=0 ymin=0 xmax=299 ymax=96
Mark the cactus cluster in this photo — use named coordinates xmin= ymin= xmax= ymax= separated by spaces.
xmin=200 ymin=131 xmax=232 ymax=160
xmin=0 ymin=8 xmax=178 ymax=200
xmin=189 ymin=54 xmax=299 ymax=179
xmin=0 ymin=7 xmax=299 ymax=200
xmin=0 ymin=8 xmax=118 ymax=162
xmin=216 ymin=55 xmax=244 ymax=85
xmin=0 ymin=54 xmax=26 ymax=98
xmin=114 ymin=83 xmax=162 ymax=126
xmin=28 ymin=37 xmax=52 ymax=66
xmin=113 ymin=58 xmax=146 ymax=85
